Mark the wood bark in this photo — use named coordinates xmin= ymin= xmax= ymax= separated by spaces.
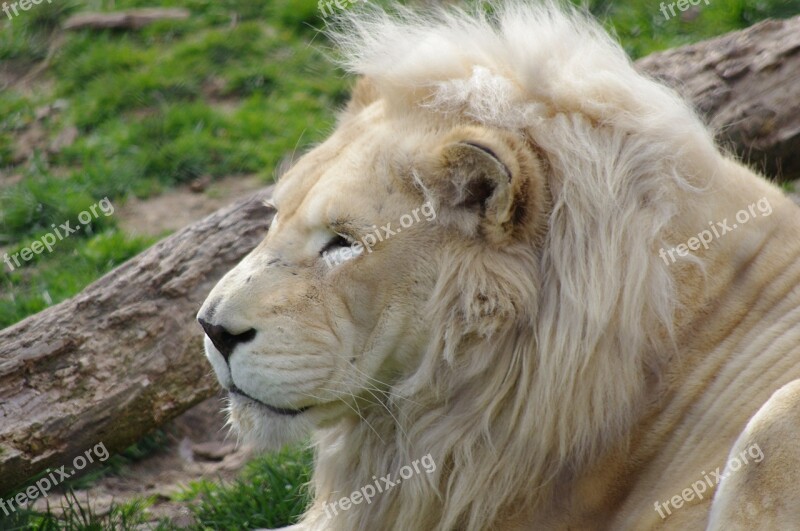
xmin=2 ymin=16 xmax=800 ymax=495
xmin=636 ymin=15 xmax=800 ymax=181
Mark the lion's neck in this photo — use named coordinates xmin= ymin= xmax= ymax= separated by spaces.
xmin=662 ymin=166 xmax=800 ymax=448
xmin=642 ymin=188 xmax=800 ymax=475
xmin=555 ymin=168 xmax=800 ymax=528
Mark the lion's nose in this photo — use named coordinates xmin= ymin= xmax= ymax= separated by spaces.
xmin=198 ymin=318 xmax=257 ymax=363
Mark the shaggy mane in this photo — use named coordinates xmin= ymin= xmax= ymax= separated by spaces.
xmin=307 ymin=3 xmax=721 ymax=530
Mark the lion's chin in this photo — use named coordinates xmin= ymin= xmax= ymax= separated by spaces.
xmin=227 ymin=394 xmax=314 ymax=451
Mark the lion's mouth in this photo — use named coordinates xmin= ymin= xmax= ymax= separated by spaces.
xmin=229 ymin=384 xmax=312 ymax=416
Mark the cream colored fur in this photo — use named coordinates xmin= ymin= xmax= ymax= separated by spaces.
xmin=198 ymin=2 xmax=800 ymax=529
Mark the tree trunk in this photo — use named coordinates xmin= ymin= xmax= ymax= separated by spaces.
xmin=2 ymin=16 xmax=800 ymax=495
xmin=636 ymin=15 xmax=800 ymax=181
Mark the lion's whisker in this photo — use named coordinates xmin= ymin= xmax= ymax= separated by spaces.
xmin=307 ymin=388 xmax=387 ymax=444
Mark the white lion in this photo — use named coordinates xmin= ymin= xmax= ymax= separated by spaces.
xmin=198 ymin=2 xmax=800 ymax=529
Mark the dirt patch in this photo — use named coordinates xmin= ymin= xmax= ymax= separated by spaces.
xmin=32 ymin=396 xmax=254 ymax=526
xmin=117 ymin=174 xmax=266 ymax=237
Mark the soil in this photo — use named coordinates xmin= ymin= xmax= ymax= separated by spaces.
xmin=116 ymin=174 xmax=265 ymax=238
xmin=31 ymin=396 xmax=255 ymax=527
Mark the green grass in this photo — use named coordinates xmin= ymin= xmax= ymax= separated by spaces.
xmin=0 ymin=0 xmax=349 ymax=329
xmin=0 ymin=445 xmax=313 ymax=531
xmin=9 ymin=495 xmax=152 ymax=530
xmin=0 ymin=491 xmax=157 ymax=531
xmin=0 ymin=0 xmax=797 ymax=527
xmin=585 ymin=0 xmax=799 ymax=58
xmin=183 ymin=445 xmax=313 ymax=530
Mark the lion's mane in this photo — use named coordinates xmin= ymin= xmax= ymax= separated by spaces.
xmin=303 ymin=3 xmax=722 ymax=530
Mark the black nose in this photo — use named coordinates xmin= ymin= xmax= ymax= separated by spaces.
xmin=198 ymin=318 xmax=257 ymax=362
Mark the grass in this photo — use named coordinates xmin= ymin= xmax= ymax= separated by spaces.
xmin=181 ymin=445 xmax=313 ymax=530
xmin=0 ymin=0 xmax=797 ymax=527
xmin=0 ymin=446 xmax=313 ymax=530
xmin=0 ymin=0 xmax=349 ymax=329
xmin=585 ymin=0 xmax=799 ymax=57
xmin=1 ymin=492 xmax=154 ymax=531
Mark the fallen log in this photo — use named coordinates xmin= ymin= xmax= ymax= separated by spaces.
xmin=636 ymin=15 xmax=800 ymax=181
xmin=2 ymin=15 xmax=800 ymax=496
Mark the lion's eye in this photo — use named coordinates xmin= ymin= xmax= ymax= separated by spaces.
xmin=320 ymin=234 xmax=352 ymax=256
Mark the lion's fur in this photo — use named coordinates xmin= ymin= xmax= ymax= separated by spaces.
xmin=199 ymin=2 xmax=800 ymax=530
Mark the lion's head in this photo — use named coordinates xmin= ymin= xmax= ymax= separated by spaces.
xmin=196 ymin=3 xmax=749 ymax=529
xmin=198 ymin=97 xmax=549 ymax=448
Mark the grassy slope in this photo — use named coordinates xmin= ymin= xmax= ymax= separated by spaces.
xmin=0 ymin=0 xmax=348 ymax=328
xmin=0 ymin=0 xmax=797 ymax=528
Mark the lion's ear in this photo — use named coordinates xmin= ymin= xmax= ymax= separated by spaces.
xmin=430 ymin=133 xmax=524 ymax=234
xmin=440 ymin=142 xmax=511 ymax=210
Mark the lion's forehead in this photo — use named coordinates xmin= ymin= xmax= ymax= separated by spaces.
xmin=273 ymin=103 xmax=392 ymax=205
xmin=273 ymin=120 xmax=426 ymax=235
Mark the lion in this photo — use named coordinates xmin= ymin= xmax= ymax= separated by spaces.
xmin=197 ymin=2 xmax=800 ymax=530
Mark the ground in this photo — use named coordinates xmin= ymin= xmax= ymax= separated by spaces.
xmin=31 ymin=397 xmax=254 ymax=527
